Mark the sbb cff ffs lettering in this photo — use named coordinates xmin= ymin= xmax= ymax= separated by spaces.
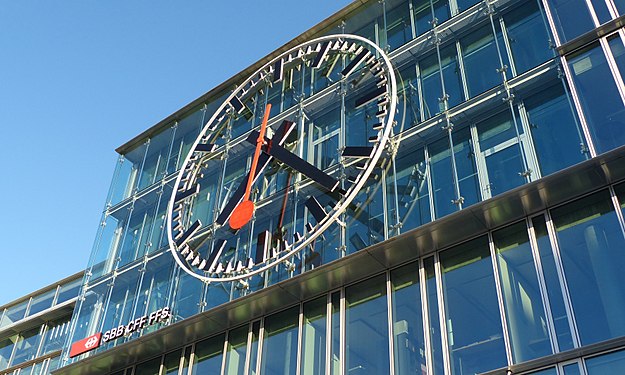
xmin=102 ymin=307 xmax=171 ymax=343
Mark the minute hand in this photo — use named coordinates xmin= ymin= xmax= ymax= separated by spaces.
xmin=246 ymin=131 xmax=340 ymax=192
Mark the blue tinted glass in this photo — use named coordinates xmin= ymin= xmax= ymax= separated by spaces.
xmin=391 ymin=262 xmax=427 ymax=374
xmin=0 ymin=335 xmax=17 ymax=368
xmin=504 ymin=1 xmax=554 ymax=75
xmin=462 ymin=25 xmax=502 ymax=97
xmin=100 ymin=268 xmax=140 ymax=346
xmin=163 ymin=349 xmax=182 ymax=375
xmin=440 ymin=236 xmax=507 ymax=375
xmin=608 ymin=35 xmax=625 ymax=79
xmin=346 ymin=275 xmax=391 ymax=374
xmin=590 ymin=0 xmax=613 ymax=24
xmin=172 ymin=271 xmax=203 ymax=320
xmin=12 ymin=326 xmax=42 ymax=366
xmin=546 ymin=0 xmax=595 ymax=42
xmin=346 ymin=175 xmax=385 ymax=254
xmin=569 ymin=43 xmax=625 ymax=153
xmin=27 ymin=289 xmax=55 ymax=317
xmin=138 ymin=127 xmax=174 ymax=191
xmin=420 ymin=45 xmax=464 ymax=119
xmin=493 ymin=222 xmax=553 ymax=362
xmin=193 ymin=334 xmax=225 ymax=374
xmin=300 ymin=298 xmax=327 ymax=375
xmin=397 ymin=63 xmax=420 ymax=131
xmin=456 ymin=0 xmax=481 ymax=13
xmin=261 ymin=307 xmax=299 ymax=375
xmin=57 ymin=278 xmax=82 ymax=305
xmin=385 ymin=0 xmax=413 ymax=50
xmin=330 ymin=293 xmax=341 ymax=375
xmin=552 ymin=190 xmax=625 ymax=345
xmin=41 ymin=315 xmax=71 ymax=355
xmin=529 ymin=368 xmax=558 ymax=375
xmin=614 ymin=0 xmax=625 ymax=15
xmin=532 ymin=215 xmax=575 ymax=351
xmin=224 ymin=326 xmax=248 ymax=375
xmin=586 ymin=348 xmax=625 ymax=373
xmin=562 ymin=363 xmax=582 ymax=375
xmin=525 ymin=83 xmax=588 ymax=175
xmin=424 ymin=257 xmax=445 ymax=375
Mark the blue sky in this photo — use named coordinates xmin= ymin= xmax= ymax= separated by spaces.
xmin=0 ymin=1 xmax=352 ymax=306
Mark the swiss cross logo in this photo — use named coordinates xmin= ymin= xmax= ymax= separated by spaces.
xmin=69 ymin=333 xmax=102 ymax=358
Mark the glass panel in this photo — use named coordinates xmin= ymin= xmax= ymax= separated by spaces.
xmin=440 ymin=236 xmax=507 ymax=374
xmin=524 ymin=83 xmax=588 ymax=176
xmin=477 ymin=110 xmax=527 ymax=196
xmin=330 ymin=292 xmax=341 ymax=375
xmin=135 ymin=357 xmax=161 ymax=375
xmin=546 ymin=0 xmax=595 ymax=43
xmin=551 ymin=190 xmax=625 ymax=345
xmin=138 ymin=127 xmax=174 ymax=191
xmin=168 ymin=107 xmax=205 ymax=175
xmin=2 ymin=300 xmax=29 ymax=327
xmin=414 ymin=0 xmax=451 ymax=36
xmin=261 ymin=307 xmax=299 ymax=375
xmin=391 ymin=262 xmax=427 ymax=374
xmin=396 ymin=63 xmax=420 ymax=131
xmin=590 ymin=0 xmax=613 ymax=24
xmin=424 ymin=257 xmax=444 ymax=375
xmin=345 ymin=275 xmax=391 ymax=374
xmin=586 ymin=348 xmax=625 ymax=373
xmin=528 ymin=368 xmax=558 ymax=375
xmin=419 ymin=45 xmax=464 ymax=119
xmin=135 ymin=254 xmax=174 ymax=331
xmin=56 ymin=278 xmax=82 ymax=305
xmin=562 ymin=363 xmax=582 ymax=375
xmin=224 ymin=326 xmax=248 ymax=375
xmin=456 ymin=0 xmax=481 ymax=13
xmin=0 ymin=335 xmax=17 ymax=368
xmin=300 ymin=297 xmax=327 ymax=375
xmin=11 ymin=326 xmax=43 ymax=366
xmin=532 ymin=215 xmax=574 ymax=351
xmin=385 ymin=0 xmax=413 ymax=51
xmin=504 ymin=1 xmax=554 ymax=75
xmin=461 ymin=25 xmax=503 ymax=98
xmin=429 ymin=126 xmax=480 ymax=218
xmin=100 ymin=268 xmax=140 ymax=345
xmin=568 ymin=43 xmax=625 ymax=153
xmin=493 ymin=222 xmax=552 ymax=362
xmin=40 ymin=315 xmax=71 ymax=355
xmin=162 ymin=349 xmax=182 ymax=375
xmin=192 ymin=334 xmax=225 ymax=374
xmin=608 ymin=34 xmax=625 ymax=79
xmin=69 ymin=281 xmax=108 ymax=348
xmin=171 ymin=271 xmax=203 ymax=321
xmin=26 ymin=290 xmax=55 ymax=317
xmin=249 ymin=321 xmax=261 ymax=375
xmin=389 ymin=141 xmax=431 ymax=234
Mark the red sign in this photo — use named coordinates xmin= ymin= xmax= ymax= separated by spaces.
xmin=69 ymin=332 xmax=101 ymax=358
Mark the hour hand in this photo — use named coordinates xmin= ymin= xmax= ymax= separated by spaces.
xmin=246 ymin=131 xmax=340 ymax=193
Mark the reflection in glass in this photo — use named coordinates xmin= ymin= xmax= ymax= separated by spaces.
xmin=552 ymin=190 xmax=625 ymax=345
xmin=300 ymin=297 xmax=327 ymax=375
xmin=424 ymin=257 xmax=445 ymax=375
xmin=261 ymin=307 xmax=299 ymax=375
xmin=461 ymin=25 xmax=504 ymax=97
xmin=494 ymin=222 xmax=552 ymax=362
xmin=440 ymin=236 xmax=507 ymax=374
xmin=57 ymin=278 xmax=82 ymax=305
xmin=568 ymin=43 xmax=625 ymax=153
xmin=546 ymin=0 xmax=595 ymax=42
xmin=162 ymin=349 xmax=182 ymax=375
xmin=135 ymin=357 xmax=161 ymax=375
xmin=249 ymin=321 xmax=261 ymax=375
xmin=0 ymin=334 xmax=17 ymax=368
xmin=345 ymin=275 xmax=391 ymax=374
xmin=12 ymin=326 xmax=43 ymax=366
xmin=419 ymin=45 xmax=464 ymax=119
xmin=192 ymin=334 xmax=225 ymax=374
xmin=41 ymin=315 xmax=71 ymax=355
xmin=330 ymin=292 xmax=341 ymax=375
xmin=528 ymin=368 xmax=558 ymax=375
xmin=27 ymin=289 xmax=55 ymax=317
xmin=532 ymin=215 xmax=574 ymax=351
xmin=391 ymin=262 xmax=427 ymax=374
xmin=562 ymin=362 xmax=582 ymax=375
xmin=224 ymin=326 xmax=248 ymax=375
xmin=586 ymin=348 xmax=625 ymax=373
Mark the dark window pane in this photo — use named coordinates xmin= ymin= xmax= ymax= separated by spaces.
xmin=461 ymin=25 xmax=502 ymax=97
xmin=300 ymin=297 xmax=327 ymax=375
xmin=546 ymin=0 xmax=595 ymax=42
xmin=135 ymin=357 xmax=161 ymax=375
xmin=261 ymin=307 xmax=299 ymax=375
xmin=224 ymin=326 xmax=248 ymax=375
xmin=192 ymin=334 xmax=225 ymax=374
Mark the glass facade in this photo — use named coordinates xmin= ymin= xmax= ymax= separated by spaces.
xmin=43 ymin=0 xmax=625 ymax=374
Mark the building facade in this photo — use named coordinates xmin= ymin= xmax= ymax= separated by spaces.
xmin=11 ymin=0 xmax=625 ymax=374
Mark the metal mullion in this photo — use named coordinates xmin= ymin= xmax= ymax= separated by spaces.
xmin=584 ymin=0 xmax=604 ymax=27
xmin=455 ymin=40 xmax=470 ymax=103
xmin=608 ymin=184 xmax=625 ymax=239
xmin=527 ymin=215 xmax=560 ymax=354
xmin=255 ymin=318 xmax=265 ymax=375
xmin=488 ymin=231 xmax=514 ymax=366
xmin=605 ymin=0 xmax=620 ymax=18
xmin=499 ymin=17 xmax=517 ymax=77
xmin=242 ymin=322 xmax=253 ymax=375
xmin=470 ymin=122 xmax=491 ymax=199
xmin=408 ymin=0 xmax=417 ymax=40
xmin=325 ymin=293 xmax=332 ymax=375
xmin=418 ymin=258 xmax=434 ymax=375
xmin=187 ymin=342 xmax=197 ymax=375
xmin=600 ymin=36 xmax=625 ymax=105
xmin=296 ymin=302 xmax=304 ymax=375
xmin=158 ymin=351 xmax=165 ymax=375
xmin=433 ymin=252 xmax=452 ymax=375
xmin=385 ymin=271 xmax=396 ymax=375
xmin=544 ymin=210 xmax=582 ymax=348
xmin=390 ymin=148 xmax=401 ymax=235
xmin=516 ymin=103 xmax=543 ymax=180
xmin=340 ymin=288 xmax=345 ymax=375
xmin=220 ymin=330 xmax=229 ymax=375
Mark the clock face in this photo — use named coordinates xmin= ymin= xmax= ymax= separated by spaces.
xmin=166 ymin=34 xmax=397 ymax=284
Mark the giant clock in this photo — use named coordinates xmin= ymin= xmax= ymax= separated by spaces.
xmin=166 ymin=34 xmax=397 ymax=283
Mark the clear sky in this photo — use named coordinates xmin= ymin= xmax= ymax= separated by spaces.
xmin=0 ymin=1 xmax=353 ymax=306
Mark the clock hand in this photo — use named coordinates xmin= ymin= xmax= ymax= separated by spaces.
xmin=215 ymin=120 xmax=296 ymax=226
xmin=229 ymin=104 xmax=272 ymax=230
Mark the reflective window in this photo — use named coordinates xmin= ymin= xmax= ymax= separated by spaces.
xmin=0 ymin=335 xmax=17 ymax=368
xmin=224 ymin=326 xmax=248 ymax=375
xmin=385 ymin=0 xmax=413 ymax=51
xmin=503 ymin=1 xmax=554 ymax=75
xmin=562 ymin=362 xmax=582 ymax=375
xmin=568 ymin=43 xmax=625 ymax=153
xmin=532 ymin=215 xmax=574 ymax=351
xmin=330 ymin=292 xmax=341 ymax=375
xmin=135 ymin=357 xmax=161 ymax=375
xmin=608 ymin=34 xmax=625 ymax=80
xmin=11 ymin=326 xmax=42 ymax=366
xmin=524 ymin=83 xmax=588 ymax=176
xmin=461 ymin=24 xmax=504 ymax=98
xmin=100 ymin=268 xmax=140 ymax=345
xmin=456 ymin=0 xmax=481 ymax=13
xmin=424 ymin=257 xmax=445 ymax=375
xmin=261 ymin=307 xmax=299 ymax=375
xmin=419 ymin=45 xmax=464 ymax=119
xmin=40 ymin=315 xmax=71 ymax=355
xmin=138 ymin=127 xmax=174 ymax=191
xmin=391 ymin=262 xmax=427 ymax=374
xmin=546 ymin=0 xmax=595 ymax=43
xmin=108 ymin=142 xmax=148 ymax=205
xmin=414 ymin=0 xmax=450 ymax=35
xmin=168 ymin=107 xmax=205 ymax=175
xmin=56 ymin=278 xmax=82 ymax=305
xmin=249 ymin=321 xmax=261 ymax=375
xmin=440 ymin=236 xmax=507 ymax=374
xmin=71 ymin=282 xmax=108 ymax=345
xmin=586 ymin=348 xmax=625 ymax=373
xmin=345 ymin=275 xmax=391 ymax=374
xmin=552 ymin=190 xmax=625 ymax=345
xmin=2 ymin=300 xmax=29 ymax=327
xmin=396 ymin=63 xmax=420 ymax=131
xmin=172 ymin=271 xmax=203 ymax=321
xmin=26 ymin=289 xmax=55 ymax=317
xmin=300 ymin=297 xmax=327 ymax=375
xmin=493 ymin=222 xmax=552 ymax=362
xmin=192 ymin=334 xmax=225 ymax=374
xmin=528 ymin=368 xmax=558 ymax=375
xmin=162 ymin=349 xmax=182 ymax=375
